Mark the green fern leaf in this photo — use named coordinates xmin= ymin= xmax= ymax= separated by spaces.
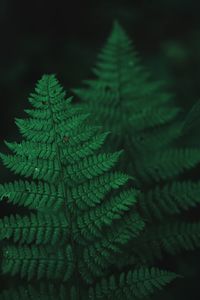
xmin=88 ymin=266 xmax=180 ymax=299
xmin=137 ymin=148 xmax=200 ymax=183
xmin=79 ymin=212 xmax=144 ymax=282
xmin=0 ymin=180 xmax=64 ymax=211
xmin=62 ymin=132 xmax=110 ymax=163
xmin=74 ymin=189 xmax=139 ymax=241
xmin=1 ymin=244 xmax=74 ymax=281
xmin=73 ymin=21 xmax=180 ymax=160
xmin=139 ymin=180 xmax=200 ymax=220
xmin=68 ymin=172 xmax=131 ymax=211
xmin=69 ymin=21 xmax=200 ymax=298
xmin=0 ymin=74 xmax=152 ymax=295
xmin=0 ymin=212 xmax=69 ymax=245
xmin=64 ymin=151 xmax=123 ymax=182
xmin=129 ymin=221 xmax=200 ymax=264
xmin=0 ymin=283 xmax=89 ymax=300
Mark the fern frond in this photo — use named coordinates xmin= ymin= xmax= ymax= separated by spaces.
xmin=138 ymin=148 xmax=200 ymax=183
xmin=131 ymin=121 xmax=183 ymax=158
xmin=67 ymin=125 xmax=102 ymax=147
xmin=4 ymin=140 xmax=57 ymax=160
xmin=0 ymin=283 xmax=79 ymax=300
xmin=64 ymin=151 xmax=123 ymax=182
xmin=130 ymin=221 xmax=200 ymax=264
xmin=0 ymin=74 xmax=152 ymax=295
xmin=139 ymin=180 xmax=200 ymax=220
xmin=73 ymin=21 xmax=180 ymax=158
xmin=0 ymin=153 xmax=60 ymax=182
xmin=0 ymin=180 xmax=63 ymax=211
xmin=68 ymin=22 xmax=200 ymax=297
xmin=0 ymin=212 xmax=69 ymax=245
xmin=68 ymin=172 xmax=131 ymax=211
xmin=62 ymin=132 xmax=110 ymax=163
xmin=88 ymin=266 xmax=180 ymax=299
xmin=181 ymin=99 xmax=200 ymax=136
xmin=74 ymin=189 xmax=138 ymax=241
xmin=160 ymin=222 xmax=200 ymax=254
xmin=78 ymin=212 xmax=144 ymax=282
xmin=1 ymin=244 xmax=75 ymax=281
xmin=130 ymin=107 xmax=181 ymax=132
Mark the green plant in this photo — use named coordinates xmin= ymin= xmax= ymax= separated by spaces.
xmin=0 ymin=74 xmax=179 ymax=299
xmin=73 ymin=21 xmax=200 ymax=271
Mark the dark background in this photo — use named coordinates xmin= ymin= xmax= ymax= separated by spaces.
xmin=0 ymin=0 xmax=200 ymax=299
xmin=1 ymin=0 xmax=200 ymax=139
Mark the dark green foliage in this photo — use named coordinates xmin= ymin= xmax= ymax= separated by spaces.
xmin=1 ymin=244 xmax=75 ymax=281
xmin=0 ymin=270 xmax=179 ymax=300
xmin=0 ymin=284 xmax=69 ymax=300
xmin=0 ymin=212 xmax=69 ymax=245
xmin=0 ymin=266 xmax=180 ymax=300
xmin=0 ymin=74 xmax=178 ymax=299
xmin=0 ymin=180 xmax=64 ymax=211
xmin=181 ymin=99 xmax=200 ymax=136
xmin=73 ymin=21 xmax=183 ymax=178
xmin=128 ymin=221 xmax=200 ymax=264
xmin=139 ymin=180 xmax=200 ymax=221
xmin=73 ymin=21 xmax=200 ymax=186
xmin=88 ymin=267 xmax=180 ymax=299
xmin=73 ymin=20 xmax=200 ymax=284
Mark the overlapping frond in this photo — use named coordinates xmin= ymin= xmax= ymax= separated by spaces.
xmin=78 ymin=212 xmax=145 ymax=283
xmin=139 ymin=180 xmax=200 ymax=220
xmin=1 ymin=74 xmax=172 ymax=299
xmin=0 ymin=212 xmax=69 ymax=245
xmin=72 ymin=22 xmax=200 ymax=300
xmin=0 ymin=284 xmax=78 ymax=300
xmin=127 ymin=221 xmax=200 ymax=265
xmin=68 ymin=172 xmax=131 ymax=211
xmin=137 ymin=148 xmax=200 ymax=183
xmin=88 ymin=267 xmax=179 ymax=300
xmin=73 ymin=21 xmax=181 ymax=162
xmin=0 ymin=284 xmax=66 ymax=300
xmin=1 ymin=244 xmax=75 ymax=281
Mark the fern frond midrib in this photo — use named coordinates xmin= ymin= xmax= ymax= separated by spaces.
xmin=45 ymin=77 xmax=81 ymax=296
